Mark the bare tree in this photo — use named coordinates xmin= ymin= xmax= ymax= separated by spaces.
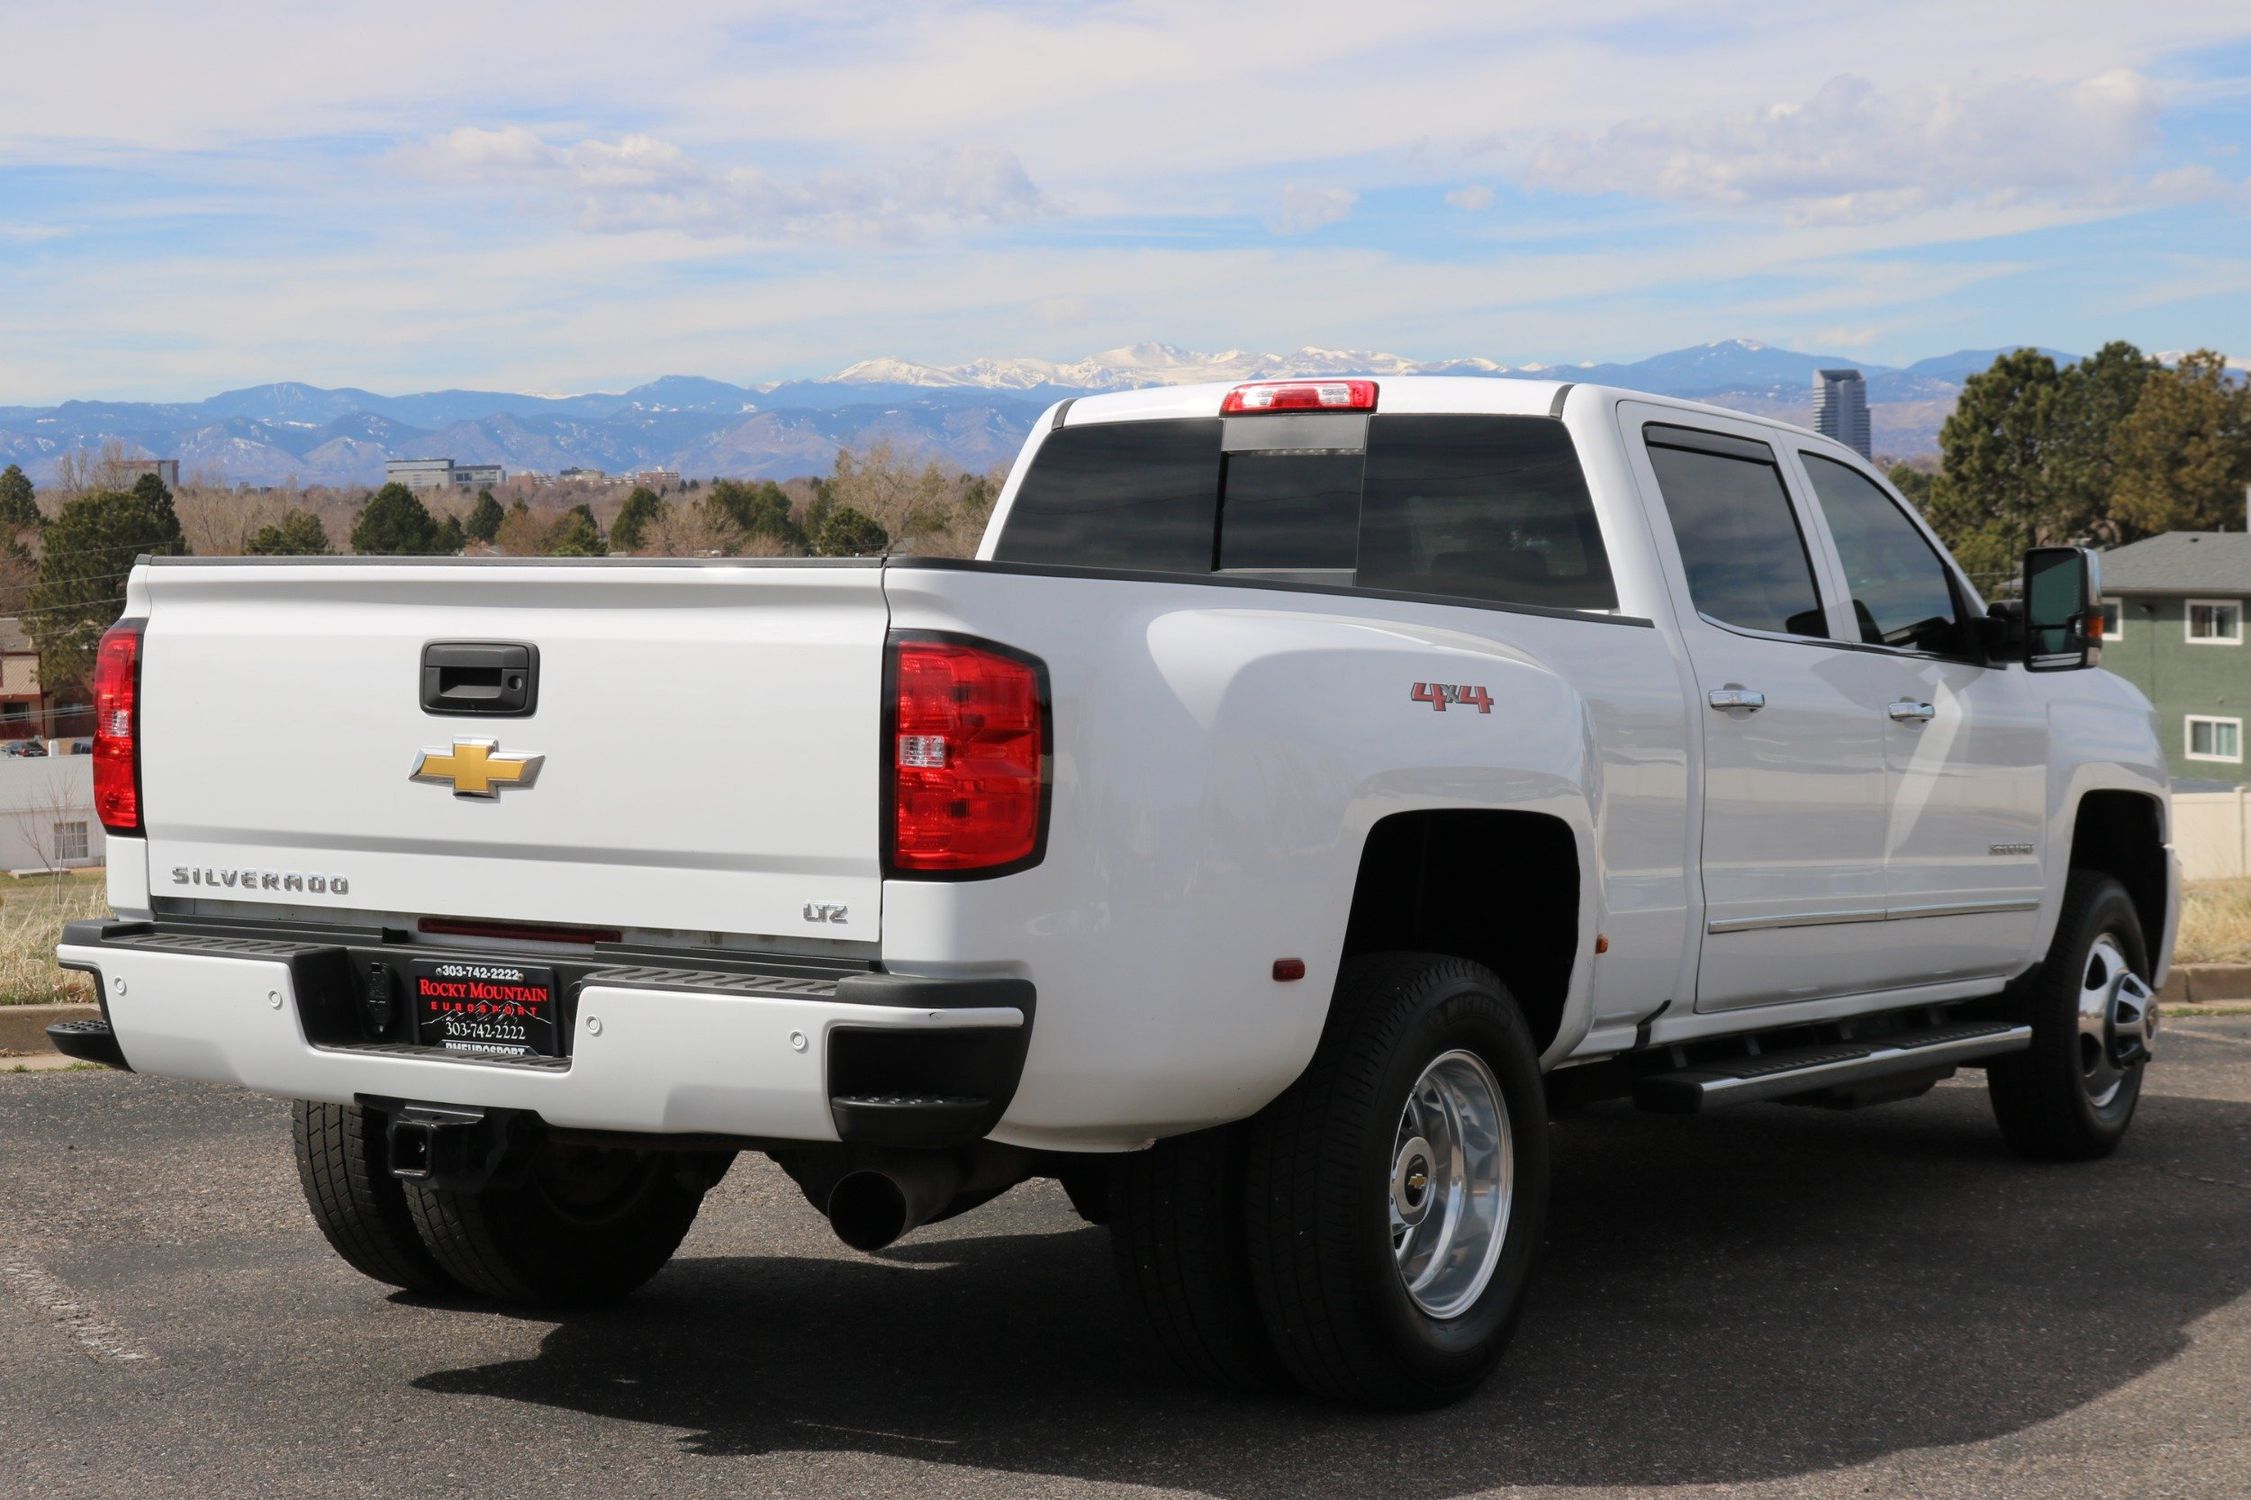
xmin=8 ymin=766 xmax=94 ymax=876
xmin=49 ymin=440 xmax=140 ymax=499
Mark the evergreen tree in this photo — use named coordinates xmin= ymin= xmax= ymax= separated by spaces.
xmin=127 ymin=470 xmax=187 ymax=555
xmin=611 ymin=486 xmax=665 ymax=552
xmin=812 ymin=505 xmax=887 ymax=557
xmin=0 ymin=464 xmax=40 ymax=530
xmin=29 ymin=489 xmax=172 ymax=686
xmin=431 ymin=514 xmax=467 ymax=554
xmin=707 ymin=479 xmax=805 ymax=551
xmin=465 ymin=489 xmax=505 ymax=543
xmin=546 ymin=503 xmax=606 ymax=557
xmin=1885 ymin=463 xmax=1934 ymax=506
xmin=1923 ymin=349 xmax=2067 ymax=582
xmin=2111 ymin=351 xmax=2251 ymax=536
xmin=350 ymin=482 xmax=437 ymax=554
xmin=243 ymin=509 xmax=332 ymax=556
xmin=2048 ymin=341 xmax=2160 ymax=545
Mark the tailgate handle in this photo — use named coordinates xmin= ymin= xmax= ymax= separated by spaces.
xmin=421 ymin=642 xmax=538 ymax=717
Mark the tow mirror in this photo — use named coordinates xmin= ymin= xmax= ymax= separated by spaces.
xmin=2023 ymin=545 xmax=2102 ymax=671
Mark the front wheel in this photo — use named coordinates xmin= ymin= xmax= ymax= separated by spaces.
xmin=1244 ymin=953 xmax=1549 ymax=1408
xmin=1988 ymin=871 xmax=2156 ymax=1161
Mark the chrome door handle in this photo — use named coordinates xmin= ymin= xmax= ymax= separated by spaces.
xmin=1888 ymin=700 xmax=1935 ymax=722
xmin=1707 ymin=687 xmax=1765 ymax=712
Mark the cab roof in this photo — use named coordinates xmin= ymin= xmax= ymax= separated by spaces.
xmin=1053 ymin=375 xmax=1845 ymax=458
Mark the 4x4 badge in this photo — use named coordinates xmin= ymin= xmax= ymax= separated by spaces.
xmin=411 ymin=739 xmax=544 ymax=798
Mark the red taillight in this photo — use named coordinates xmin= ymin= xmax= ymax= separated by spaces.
xmin=92 ymin=620 xmax=144 ymax=835
xmin=888 ymin=636 xmax=1048 ymax=875
xmin=1220 ymin=379 xmax=1378 ymax=414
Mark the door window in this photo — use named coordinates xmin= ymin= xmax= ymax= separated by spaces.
xmin=1800 ymin=453 xmax=1968 ymax=656
xmin=1643 ymin=425 xmax=1826 ymax=638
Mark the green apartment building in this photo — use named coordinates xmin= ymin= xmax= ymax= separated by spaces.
xmin=2099 ymin=532 xmax=2251 ymax=785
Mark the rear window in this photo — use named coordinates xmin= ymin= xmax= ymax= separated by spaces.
xmin=994 ymin=418 xmax=1221 ymax=572
xmin=995 ymin=413 xmax=1616 ymax=613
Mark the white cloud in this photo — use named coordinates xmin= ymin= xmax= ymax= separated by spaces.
xmin=1267 ymin=184 xmax=1356 ymax=235
xmin=1445 ymin=185 xmax=1495 ymax=211
xmin=398 ymin=126 xmax=1044 ymax=239
xmin=1523 ymin=71 xmax=2166 ymax=224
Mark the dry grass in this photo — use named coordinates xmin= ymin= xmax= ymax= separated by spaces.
xmin=0 ymin=872 xmax=107 ymax=1005
xmin=2179 ymin=879 xmax=2251 ymax=967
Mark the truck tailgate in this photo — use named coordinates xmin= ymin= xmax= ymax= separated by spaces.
xmin=133 ymin=560 xmax=887 ymax=944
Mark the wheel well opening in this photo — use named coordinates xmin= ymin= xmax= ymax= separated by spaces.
xmin=1341 ymin=810 xmax=1580 ymax=1053
xmin=2069 ymin=791 xmax=2167 ymax=957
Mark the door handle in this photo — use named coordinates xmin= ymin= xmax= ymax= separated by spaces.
xmin=1707 ymin=687 xmax=1766 ymax=712
xmin=1888 ymin=700 xmax=1935 ymax=723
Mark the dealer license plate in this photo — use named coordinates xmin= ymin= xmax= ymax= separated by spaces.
xmin=411 ymin=959 xmax=560 ymax=1058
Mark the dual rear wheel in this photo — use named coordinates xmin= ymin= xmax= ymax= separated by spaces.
xmin=291 ymin=1102 xmax=730 ymax=1304
xmin=1111 ymin=952 xmax=1548 ymax=1408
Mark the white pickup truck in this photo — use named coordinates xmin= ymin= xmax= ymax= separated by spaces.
xmin=55 ymin=376 xmax=2173 ymax=1408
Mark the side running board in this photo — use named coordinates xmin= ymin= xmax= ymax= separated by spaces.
xmin=1633 ymin=1020 xmax=2031 ymax=1114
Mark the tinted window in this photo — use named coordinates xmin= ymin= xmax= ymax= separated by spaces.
xmin=994 ymin=419 xmax=1221 ymax=570
xmin=1218 ymin=451 xmax=1363 ymax=571
xmin=1801 ymin=453 xmax=1965 ymax=655
xmin=997 ymin=412 xmax=1617 ymax=613
xmin=1645 ymin=427 xmax=1826 ymax=638
xmin=1357 ymin=415 xmax=1616 ymax=611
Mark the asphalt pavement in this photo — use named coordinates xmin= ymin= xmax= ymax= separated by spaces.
xmin=6 ymin=1023 xmax=2251 ymax=1499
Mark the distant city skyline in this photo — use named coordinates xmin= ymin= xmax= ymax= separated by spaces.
xmin=3 ymin=6 xmax=2248 ymax=405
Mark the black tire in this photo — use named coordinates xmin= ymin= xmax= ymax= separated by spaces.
xmin=290 ymin=1101 xmax=460 ymax=1295
xmin=1989 ymin=871 xmax=2152 ymax=1161
xmin=403 ymin=1138 xmax=731 ymax=1305
xmin=1245 ymin=953 xmax=1549 ymax=1409
xmin=1108 ymin=1124 xmax=1285 ymax=1389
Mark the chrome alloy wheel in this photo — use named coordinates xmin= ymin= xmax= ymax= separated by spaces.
xmin=1389 ymin=1048 xmax=1513 ymax=1319
xmin=2077 ymin=934 xmax=2158 ymax=1110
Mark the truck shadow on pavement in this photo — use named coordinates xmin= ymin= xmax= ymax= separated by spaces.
xmin=412 ymin=1087 xmax=2251 ymax=1493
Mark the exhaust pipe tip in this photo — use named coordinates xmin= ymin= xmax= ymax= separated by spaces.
xmin=827 ymin=1170 xmax=913 ymax=1252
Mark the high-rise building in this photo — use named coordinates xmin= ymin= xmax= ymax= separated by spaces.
xmin=1812 ymin=369 xmax=1872 ymax=459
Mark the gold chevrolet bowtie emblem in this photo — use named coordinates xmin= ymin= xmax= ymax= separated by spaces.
xmin=410 ymin=739 xmax=544 ymax=798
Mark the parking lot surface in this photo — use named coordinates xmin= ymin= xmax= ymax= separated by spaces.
xmin=6 ymin=1022 xmax=2251 ymax=1499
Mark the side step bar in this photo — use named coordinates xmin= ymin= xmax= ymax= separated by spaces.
xmin=1634 ymin=1021 xmax=2031 ymax=1114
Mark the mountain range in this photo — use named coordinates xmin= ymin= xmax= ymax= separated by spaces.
xmin=0 ymin=339 xmax=2078 ymax=488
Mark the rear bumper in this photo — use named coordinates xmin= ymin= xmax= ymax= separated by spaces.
xmin=58 ymin=920 xmax=1031 ymax=1147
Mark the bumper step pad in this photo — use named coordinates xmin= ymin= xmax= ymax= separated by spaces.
xmin=45 ymin=1018 xmax=130 ymax=1071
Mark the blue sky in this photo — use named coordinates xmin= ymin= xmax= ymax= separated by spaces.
xmin=2 ymin=1 xmax=2248 ymax=403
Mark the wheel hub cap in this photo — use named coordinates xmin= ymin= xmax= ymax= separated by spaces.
xmin=2075 ymin=935 xmax=2158 ymax=1109
xmin=1389 ymin=1048 xmax=1513 ymax=1321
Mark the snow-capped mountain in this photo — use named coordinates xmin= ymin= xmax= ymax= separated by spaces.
xmin=826 ymin=343 xmax=1512 ymax=392
xmin=0 ymin=339 xmax=2113 ymax=487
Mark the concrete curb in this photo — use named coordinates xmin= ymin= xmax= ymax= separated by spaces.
xmin=2160 ymin=965 xmax=2251 ymax=1005
xmin=0 ymin=1003 xmax=97 ymax=1055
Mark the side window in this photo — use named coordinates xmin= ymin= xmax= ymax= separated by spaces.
xmin=1800 ymin=453 xmax=1966 ymax=656
xmin=994 ymin=419 xmax=1221 ymax=571
xmin=1643 ymin=425 xmax=1827 ymax=638
xmin=1357 ymin=415 xmax=1617 ymax=611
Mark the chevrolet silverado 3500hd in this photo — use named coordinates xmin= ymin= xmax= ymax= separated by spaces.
xmin=55 ymin=376 xmax=2173 ymax=1408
